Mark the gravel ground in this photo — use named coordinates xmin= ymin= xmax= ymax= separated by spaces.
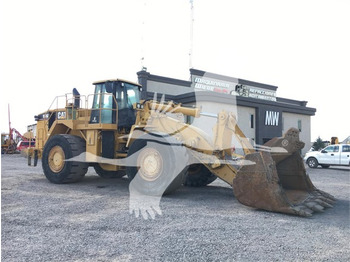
xmin=1 ymin=154 xmax=350 ymax=261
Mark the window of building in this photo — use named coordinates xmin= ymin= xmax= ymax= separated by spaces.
xmin=186 ymin=115 xmax=194 ymax=125
xmin=250 ymin=114 xmax=254 ymax=128
xmin=298 ymin=119 xmax=302 ymax=132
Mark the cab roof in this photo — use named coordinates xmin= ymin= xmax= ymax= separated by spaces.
xmin=92 ymin=79 xmax=141 ymax=87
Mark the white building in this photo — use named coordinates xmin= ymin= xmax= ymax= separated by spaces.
xmin=137 ymin=68 xmax=316 ymax=155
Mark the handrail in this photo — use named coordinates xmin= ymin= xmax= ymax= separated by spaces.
xmin=47 ymin=94 xmax=69 ymax=112
xmin=86 ymin=93 xmax=118 ymax=126
xmin=44 ymin=92 xmax=119 ymax=129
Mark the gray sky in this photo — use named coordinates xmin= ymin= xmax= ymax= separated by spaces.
xmin=1 ymin=0 xmax=349 ymax=142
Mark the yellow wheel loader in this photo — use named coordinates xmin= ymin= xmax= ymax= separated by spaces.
xmin=27 ymin=79 xmax=335 ymax=217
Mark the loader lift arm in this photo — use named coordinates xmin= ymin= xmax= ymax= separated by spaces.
xmin=131 ymin=100 xmax=335 ymax=217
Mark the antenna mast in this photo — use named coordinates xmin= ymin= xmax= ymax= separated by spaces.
xmin=140 ymin=1 xmax=147 ymax=70
xmin=189 ymin=0 xmax=194 ymax=68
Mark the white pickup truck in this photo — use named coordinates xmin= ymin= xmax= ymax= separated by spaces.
xmin=304 ymin=144 xmax=350 ymax=168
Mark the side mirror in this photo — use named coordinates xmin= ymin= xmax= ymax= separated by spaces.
xmin=321 ymin=150 xmax=327 ymax=153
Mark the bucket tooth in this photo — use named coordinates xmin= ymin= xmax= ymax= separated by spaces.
xmin=315 ymin=189 xmax=336 ymax=202
xmin=310 ymin=191 xmax=335 ymax=205
xmin=304 ymin=202 xmax=324 ymax=212
xmin=292 ymin=206 xmax=313 ymax=217
xmin=313 ymin=198 xmax=333 ymax=208
xmin=317 ymin=196 xmax=335 ymax=206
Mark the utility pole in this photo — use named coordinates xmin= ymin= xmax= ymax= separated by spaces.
xmin=8 ymin=104 xmax=12 ymax=140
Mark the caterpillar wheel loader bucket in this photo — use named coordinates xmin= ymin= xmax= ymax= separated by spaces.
xmin=232 ymin=128 xmax=335 ymax=217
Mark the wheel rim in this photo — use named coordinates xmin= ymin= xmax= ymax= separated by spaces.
xmin=309 ymin=159 xmax=316 ymax=168
xmin=48 ymin=146 xmax=65 ymax=173
xmin=137 ymin=147 xmax=163 ymax=181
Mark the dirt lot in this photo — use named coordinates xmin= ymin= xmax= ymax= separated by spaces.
xmin=1 ymin=154 xmax=350 ymax=261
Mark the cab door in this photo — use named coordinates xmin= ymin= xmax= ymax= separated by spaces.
xmin=340 ymin=145 xmax=350 ymax=165
xmin=319 ymin=145 xmax=340 ymax=164
xmin=90 ymin=82 xmax=116 ymax=124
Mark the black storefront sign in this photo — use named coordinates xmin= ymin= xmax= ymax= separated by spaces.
xmin=256 ymin=106 xmax=282 ymax=144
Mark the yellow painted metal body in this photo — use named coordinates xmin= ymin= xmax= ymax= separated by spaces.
xmin=29 ymin=90 xmax=248 ymax=184
xmin=1 ymin=133 xmax=15 ymax=153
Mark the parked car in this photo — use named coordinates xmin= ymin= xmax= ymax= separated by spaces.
xmin=304 ymin=144 xmax=350 ymax=168
xmin=16 ymin=140 xmax=35 ymax=152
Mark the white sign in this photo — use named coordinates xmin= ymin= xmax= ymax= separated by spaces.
xmin=193 ymin=77 xmax=234 ymax=94
xmin=193 ymin=76 xmax=277 ymax=101
xmin=265 ymin=111 xmax=279 ymax=126
xmin=236 ymin=85 xmax=276 ymax=101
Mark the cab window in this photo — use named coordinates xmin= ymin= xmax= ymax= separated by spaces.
xmin=119 ymin=82 xmax=140 ymax=109
xmin=127 ymin=89 xmax=137 ymax=107
xmin=342 ymin=145 xmax=350 ymax=152
xmin=324 ymin=146 xmax=339 ymax=152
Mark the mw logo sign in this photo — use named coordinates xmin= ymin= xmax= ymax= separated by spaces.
xmin=265 ymin=111 xmax=279 ymax=126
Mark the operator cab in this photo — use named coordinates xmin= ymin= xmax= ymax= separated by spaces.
xmin=90 ymin=79 xmax=141 ymax=128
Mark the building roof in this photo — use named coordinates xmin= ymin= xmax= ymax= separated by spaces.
xmin=93 ymin=79 xmax=141 ymax=87
xmin=137 ymin=69 xmax=316 ymax=116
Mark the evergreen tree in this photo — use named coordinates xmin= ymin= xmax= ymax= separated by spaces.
xmin=313 ymin=137 xmax=325 ymax=151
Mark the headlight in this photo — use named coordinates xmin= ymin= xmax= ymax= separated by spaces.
xmin=136 ymin=103 xmax=144 ymax=109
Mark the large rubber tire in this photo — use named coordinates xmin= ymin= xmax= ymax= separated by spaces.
xmin=307 ymin=157 xmax=318 ymax=168
xmin=42 ymin=134 xmax=88 ymax=183
xmin=183 ymin=164 xmax=217 ymax=187
xmin=126 ymin=134 xmax=188 ymax=195
xmin=94 ymin=164 xmax=125 ymax=178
